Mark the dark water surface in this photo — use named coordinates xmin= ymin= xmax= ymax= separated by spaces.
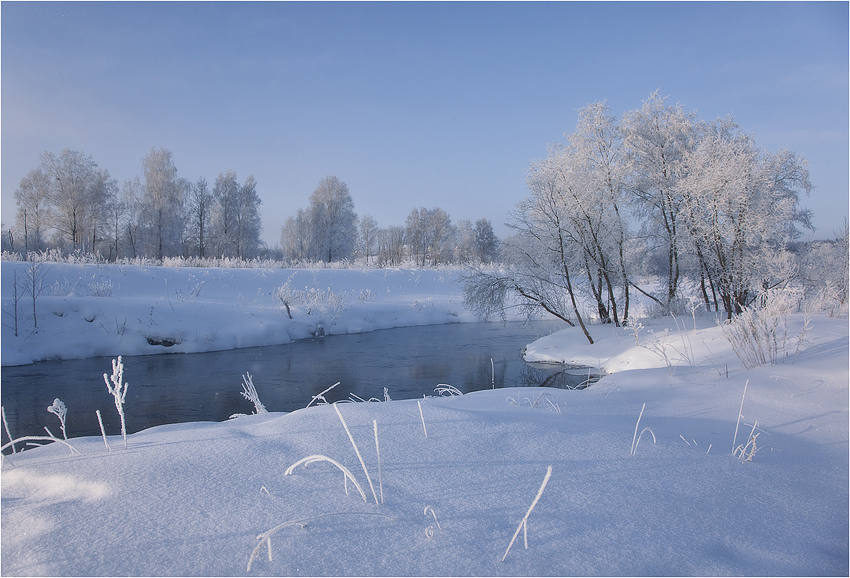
xmin=2 ymin=321 xmax=596 ymax=445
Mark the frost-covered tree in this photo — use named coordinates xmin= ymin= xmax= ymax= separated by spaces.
xmin=233 ymin=175 xmax=263 ymax=259
xmin=359 ymin=214 xmax=379 ymax=265
xmin=280 ymin=209 xmax=310 ymax=262
xmin=464 ymin=159 xmax=596 ymax=344
xmin=140 ymin=147 xmax=184 ymax=259
xmin=88 ymin=169 xmax=119 ymax=258
xmin=307 ymin=176 xmax=358 ymax=262
xmin=474 ymin=218 xmax=500 ymax=264
xmin=377 ymin=225 xmax=406 ymax=266
xmin=622 ymin=91 xmax=698 ymax=305
xmin=679 ymin=121 xmax=813 ymax=317
xmin=14 ymin=168 xmax=53 ymax=253
xmin=455 ymin=219 xmax=476 ymax=264
xmin=210 ymin=170 xmax=240 ymax=257
xmin=121 ymin=177 xmax=143 ymax=259
xmin=426 ymin=207 xmax=455 ymax=266
xmin=186 ymin=176 xmax=213 ymax=258
xmin=39 ymin=149 xmax=102 ymax=252
xmin=405 ymin=207 xmax=429 ymax=266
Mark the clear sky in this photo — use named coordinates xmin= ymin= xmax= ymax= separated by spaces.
xmin=2 ymin=1 xmax=847 ymax=246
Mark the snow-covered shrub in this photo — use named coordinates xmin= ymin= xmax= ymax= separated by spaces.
xmin=103 ymin=356 xmax=129 ymax=448
xmin=87 ymin=278 xmax=114 ymax=297
xmin=719 ymin=288 xmax=802 ymax=369
xmin=275 ymin=281 xmax=374 ymax=324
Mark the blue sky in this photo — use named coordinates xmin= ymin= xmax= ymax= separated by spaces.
xmin=2 ymin=1 xmax=847 ymax=245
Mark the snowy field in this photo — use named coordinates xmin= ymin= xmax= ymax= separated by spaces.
xmin=1 ymin=262 xmax=848 ymax=576
xmin=1 ymin=261 xmax=478 ymax=366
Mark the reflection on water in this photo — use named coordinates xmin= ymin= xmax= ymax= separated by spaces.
xmin=1 ymin=321 xmax=600 ymax=446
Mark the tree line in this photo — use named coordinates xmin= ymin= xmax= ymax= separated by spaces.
xmin=279 ymin=175 xmax=500 ymax=267
xmin=463 ymin=91 xmax=839 ymax=341
xmin=7 ymin=147 xmax=263 ymax=261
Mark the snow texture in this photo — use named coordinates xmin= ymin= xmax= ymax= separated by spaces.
xmin=1 ymin=263 xmax=847 ymax=576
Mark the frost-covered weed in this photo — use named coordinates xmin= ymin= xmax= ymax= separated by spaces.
xmin=47 ymin=398 xmax=68 ymax=440
xmin=96 ymin=409 xmax=111 ymax=451
xmin=417 ymin=400 xmax=428 ymax=438
xmin=424 ymin=505 xmax=442 ymax=538
xmin=501 ymin=465 xmax=553 ymax=562
xmin=334 ymin=403 xmax=379 ymax=504
xmin=306 ymin=382 xmax=339 ymax=408
xmin=285 ymin=454 xmax=368 ymax=501
xmin=247 ymin=512 xmax=393 ymax=572
xmin=87 ymin=277 xmax=114 ymax=297
xmin=2 ymin=406 xmax=15 ymax=453
xmin=240 ymin=373 xmax=268 ymax=414
xmin=630 ymin=403 xmax=656 ymax=456
xmin=103 ymin=356 xmax=129 ymax=448
xmin=374 ymin=420 xmax=384 ymax=504
xmin=434 ymin=384 xmax=463 ymax=397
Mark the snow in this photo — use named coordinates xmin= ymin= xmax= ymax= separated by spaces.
xmin=1 ymin=262 xmax=848 ymax=576
xmin=1 ymin=262 xmax=477 ymax=366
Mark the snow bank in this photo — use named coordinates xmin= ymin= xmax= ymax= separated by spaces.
xmin=1 ymin=262 xmax=480 ymax=365
xmin=2 ymin=308 xmax=846 ymax=575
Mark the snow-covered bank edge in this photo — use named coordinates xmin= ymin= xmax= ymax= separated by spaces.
xmin=2 ymin=262 xmax=487 ymax=366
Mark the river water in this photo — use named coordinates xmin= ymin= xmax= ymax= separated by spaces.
xmin=2 ymin=321 xmax=596 ymax=445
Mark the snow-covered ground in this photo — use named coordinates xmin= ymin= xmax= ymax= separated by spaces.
xmin=1 ymin=262 xmax=848 ymax=575
xmin=1 ymin=262 xmax=478 ymax=366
